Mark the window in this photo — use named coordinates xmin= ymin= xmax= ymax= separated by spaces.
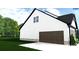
xmin=33 ymin=16 xmax=39 ymax=23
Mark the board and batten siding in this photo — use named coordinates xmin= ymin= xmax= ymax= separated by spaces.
xmin=20 ymin=10 xmax=70 ymax=45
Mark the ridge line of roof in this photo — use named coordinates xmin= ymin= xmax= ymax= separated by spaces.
xmin=36 ymin=8 xmax=58 ymax=19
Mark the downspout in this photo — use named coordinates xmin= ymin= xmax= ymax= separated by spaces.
xmin=68 ymin=25 xmax=71 ymax=45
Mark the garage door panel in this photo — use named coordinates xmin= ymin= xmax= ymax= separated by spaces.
xmin=39 ymin=31 xmax=64 ymax=44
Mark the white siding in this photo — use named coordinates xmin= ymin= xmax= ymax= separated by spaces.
xmin=20 ymin=10 xmax=70 ymax=45
xmin=70 ymin=27 xmax=76 ymax=41
xmin=70 ymin=27 xmax=76 ymax=36
xmin=71 ymin=20 xmax=76 ymax=28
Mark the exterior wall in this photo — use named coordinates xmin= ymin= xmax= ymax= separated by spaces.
xmin=70 ymin=27 xmax=76 ymax=42
xmin=71 ymin=20 xmax=76 ymax=28
xmin=20 ymin=10 xmax=70 ymax=45
xmin=70 ymin=27 xmax=76 ymax=37
xmin=70 ymin=18 xmax=76 ymax=38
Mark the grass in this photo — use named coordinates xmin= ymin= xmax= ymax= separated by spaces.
xmin=0 ymin=40 xmax=40 ymax=51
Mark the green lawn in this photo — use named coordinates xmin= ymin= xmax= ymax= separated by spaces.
xmin=0 ymin=40 xmax=40 ymax=51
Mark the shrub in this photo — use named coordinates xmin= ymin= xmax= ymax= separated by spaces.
xmin=0 ymin=32 xmax=20 ymax=41
xmin=76 ymin=35 xmax=79 ymax=41
xmin=70 ymin=34 xmax=77 ymax=45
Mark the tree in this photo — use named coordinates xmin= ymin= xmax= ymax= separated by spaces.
xmin=0 ymin=16 xmax=20 ymax=40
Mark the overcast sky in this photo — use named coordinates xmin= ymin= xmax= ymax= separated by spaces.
xmin=0 ymin=8 xmax=33 ymax=24
xmin=0 ymin=8 xmax=78 ymax=28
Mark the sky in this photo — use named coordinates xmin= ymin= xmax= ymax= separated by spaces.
xmin=0 ymin=8 xmax=79 ymax=28
xmin=0 ymin=8 xmax=33 ymax=24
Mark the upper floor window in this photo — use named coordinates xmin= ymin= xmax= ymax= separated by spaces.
xmin=33 ymin=16 xmax=39 ymax=23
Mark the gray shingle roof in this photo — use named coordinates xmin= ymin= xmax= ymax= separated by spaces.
xmin=57 ymin=14 xmax=75 ymax=25
xmin=57 ymin=14 xmax=78 ymax=29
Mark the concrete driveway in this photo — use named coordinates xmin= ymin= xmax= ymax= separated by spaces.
xmin=20 ymin=42 xmax=78 ymax=51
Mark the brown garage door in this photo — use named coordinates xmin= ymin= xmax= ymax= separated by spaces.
xmin=39 ymin=31 xmax=64 ymax=44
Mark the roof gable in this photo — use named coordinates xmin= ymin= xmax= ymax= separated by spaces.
xmin=19 ymin=8 xmax=78 ymax=30
xmin=57 ymin=14 xmax=74 ymax=25
xmin=57 ymin=14 xmax=78 ymax=29
xmin=19 ymin=8 xmax=36 ymax=30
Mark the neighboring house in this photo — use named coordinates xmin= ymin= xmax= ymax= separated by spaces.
xmin=20 ymin=8 xmax=78 ymax=45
